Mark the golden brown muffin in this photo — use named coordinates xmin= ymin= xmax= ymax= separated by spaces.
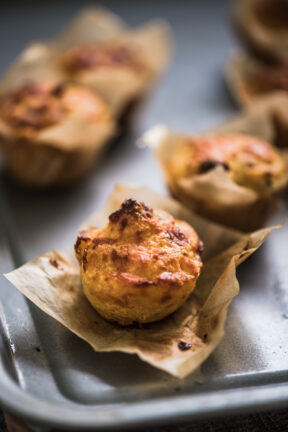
xmin=60 ymin=41 xmax=153 ymax=117
xmin=233 ymin=0 xmax=288 ymax=65
xmin=75 ymin=199 xmax=203 ymax=325
xmin=0 ymin=81 xmax=115 ymax=187
xmin=169 ymin=134 xmax=286 ymax=195
xmin=144 ymin=126 xmax=288 ymax=231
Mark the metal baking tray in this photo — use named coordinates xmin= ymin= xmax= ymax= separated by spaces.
xmin=0 ymin=0 xmax=288 ymax=430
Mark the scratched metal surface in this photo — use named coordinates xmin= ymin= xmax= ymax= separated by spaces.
xmin=0 ymin=0 xmax=288 ymax=430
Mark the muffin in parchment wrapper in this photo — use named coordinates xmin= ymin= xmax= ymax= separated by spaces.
xmin=225 ymin=50 xmax=288 ymax=108
xmin=232 ymin=0 xmax=288 ymax=65
xmin=142 ymin=125 xmax=288 ymax=231
xmin=75 ymin=198 xmax=204 ymax=326
xmin=225 ymin=51 xmax=288 ymax=155
xmin=0 ymin=7 xmax=173 ymax=118
xmin=212 ymin=96 xmax=288 ymax=164
xmin=227 ymin=0 xmax=288 ymax=110
xmin=4 ymin=184 xmax=277 ymax=378
xmin=0 ymin=81 xmax=116 ymax=187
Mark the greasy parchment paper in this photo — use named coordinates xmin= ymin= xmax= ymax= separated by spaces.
xmin=141 ymin=125 xmax=288 ymax=231
xmin=4 ymin=184 xmax=277 ymax=378
xmin=0 ymin=7 xmax=172 ymax=115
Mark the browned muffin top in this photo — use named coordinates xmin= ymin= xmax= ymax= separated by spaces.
xmin=0 ymin=81 xmax=110 ymax=138
xmin=168 ymin=133 xmax=286 ymax=194
xmin=75 ymin=199 xmax=203 ymax=325
xmin=62 ymin=43 xmax=144 ymax=74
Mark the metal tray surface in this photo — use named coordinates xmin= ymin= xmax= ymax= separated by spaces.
xmin=0 ymin=0 xmax=288 ymax=429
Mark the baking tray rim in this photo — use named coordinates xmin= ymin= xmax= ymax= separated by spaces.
xmin=0 ymin=358 xmax=288 ymax=430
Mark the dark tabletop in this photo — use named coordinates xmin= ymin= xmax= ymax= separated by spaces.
xmin=2 ymin=408 xmax=288 ymax=432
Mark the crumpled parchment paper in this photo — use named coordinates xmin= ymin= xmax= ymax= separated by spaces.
xmin=4 ymin=184 xmax=277 ymax=377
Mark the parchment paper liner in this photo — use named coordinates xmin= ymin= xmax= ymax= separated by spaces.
xmin=142 ymin=126 xmax=288 ymax=231
xmin=225 ymin=50 xmax=288 ymax=107
xmin=0 ymin=7 xmax=172 ymax=117
xmin=213 ymin=96 xmax=288 ymax=164
xmin=225 ymin=51 xmax=288 ymax=157
xmin=4 ymin=184 xmax=277 ymax=378
xmin=0 ymin=105 xmax=116 ymax=187
xmin=233 ymin=0 xmax=288 ymax=65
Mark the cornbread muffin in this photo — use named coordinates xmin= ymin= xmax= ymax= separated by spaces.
xmin=169 ymin=134 xmax=286 ymax=194
xmin=75 ymin=199 xmax=203 ymax=325
xmin=233 ymin=0 xmax=288 ymax=65
xmin=60 ymin=41 xmax=156 ymax=116
xmin=144 ymin=126 xmax=288 ymax=231
xmin=0 ymin=81 xmax=115 ymax=187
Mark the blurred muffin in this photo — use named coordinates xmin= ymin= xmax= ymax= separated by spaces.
xmin=53 ymin=8 xmax=172 ymax=118
xmin=143 ymin=126 xmax=288 ymax=231
xmin=227 ymin=0 xmax=288 ymax=108
xmin=270 ymin=100 xmax=288 ymax=148
xmin=222 ymin=60 xmax=288 ymax=150
xmin=0 ymin=81 xmax=116 ymax=187
xmin=225 ymin=50 xmax=288 ymax=107
xmin=0 ymin=8 xmax=172 ymax=138
xmin=60 ymin=41 xmax=153 ymax=116
xmin=75 ymin=199 xmax=203 ymax=325
xmin=233 ymin=0 xmax=288 ymax=65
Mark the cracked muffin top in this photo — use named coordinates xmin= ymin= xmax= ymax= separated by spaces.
xmin=75 ymin=199 xmax=203 ymax=325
